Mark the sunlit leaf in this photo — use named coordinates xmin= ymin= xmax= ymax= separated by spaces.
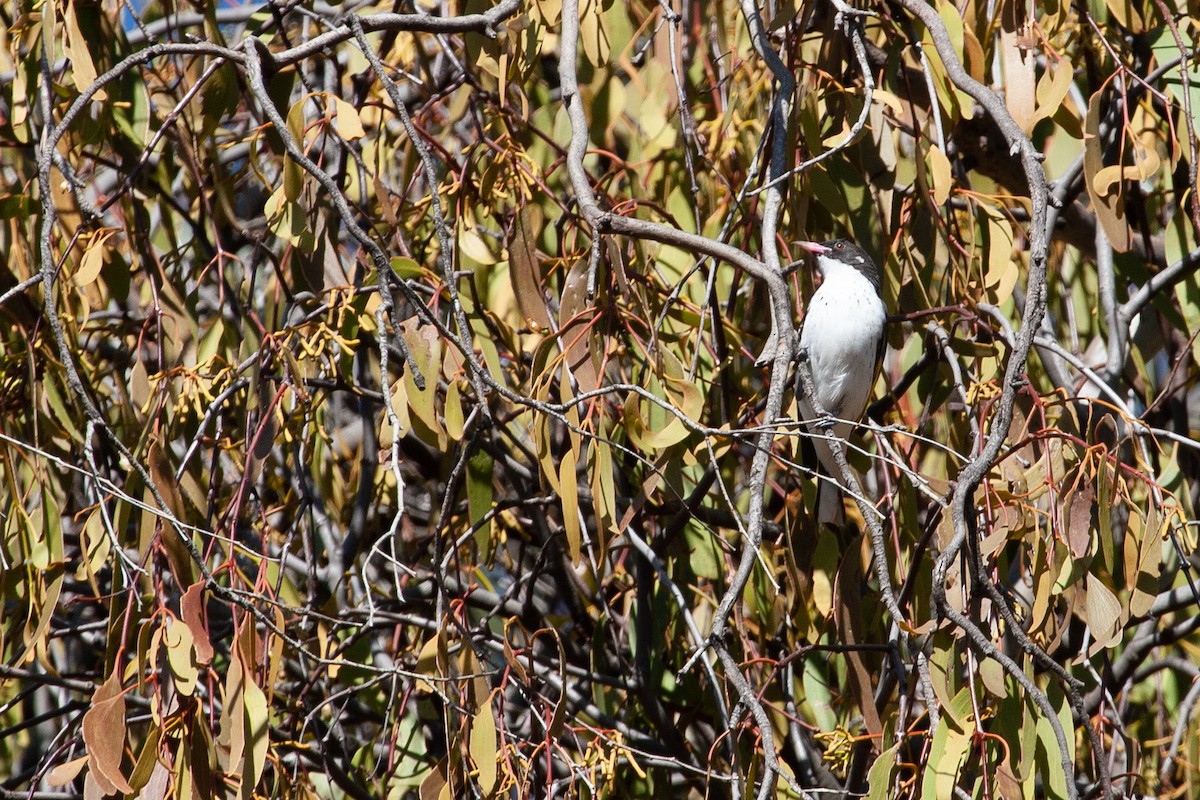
xmin=83 ymin=672 xmax=133 ymax=795
xmin=470 ymin=693 xmax=498 ymax=795
xmin=1084 ymin=90 xmax=1133 ymax=251
xmin=559 ymin=448 xmax=582 ymax=563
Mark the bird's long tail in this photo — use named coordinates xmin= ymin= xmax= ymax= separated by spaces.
xmin=815 ymin=465 xmax=847 ymax=528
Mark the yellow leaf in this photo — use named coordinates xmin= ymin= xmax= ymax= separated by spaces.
xmin=811 ymin=528 xmax=838 ymax=617
xmin=222 ymin=648 xmax=246 ymax=764
xmin=981 ymin=209 xmax=1017 ymax=304
xmin=1103 ymin=0 xmax=1144 ymax=32
xmin=1084 ymin=575 xmax=1123 ymax=653
xmin=1000 ymin=26 xmax=1036 ymax=132
xmin=928 ymin=145 xmax=952 ymax=207
xmin=1084 ymin=91 xmax=1133 ymax=251
xmin=623 ymin=394 xmax=689 ymax=450
xmin=933 ymin=0 xmax=964 ymax=58
xmin=414 ymin=633 xmax=443 ymax=693
xmin=46 ymin=756 xmax=89 ymax=787
xmin=333 ymin=96 xmax=365 ymax=140
xmin=445 ymin=378 xmax=464 ymax=441
xmin=872 ymin=88 xmax=905 ymax=114
xmin=399 ymin=320 xmax=445 ymax=446
xmin=264 ymin=185 xmax=308 ymax=247
xmin=590 ymin=440 xmax=616 ymax=539
xmin=658 ymin=350 xmax=703 ymax=421
xmin=129 ymin=357 xmax=151 ymax=409
xmin=243 ymin=672 xmax=269 ymax=795
xmin=1129 ymin=508 xmax=1164 ymax=617
xmin=164 ymin=619 xmax=198 ymax=696
xmin=77 ymin=509 xmax=111 ymax=583
xmin=11 ymin=56 xmax=29 ymax=134
xmin=578 ymin=0 xmax=610 ymax=68
xmin=1091 ymin=164 xmax=1127 ymax=197
xmin=558 ymin=259 xmax=599 ymax=393
xmin=470 ymin=698 xmax=498 ymax=795
xmin=559 ymin=449 xmax=582 ymax=563
xmin=64 ymin=0 xmax=104 ymax=98
xmin=74 ymin=230 xmax=114 ymax=286
xmin=1093 ymin=141 xmax=1160 ymax=197
xmin=535 ymin=0 xmax=562 ymax=25
xmin=1031 ymin=57 xmax=1074 ymax=128
xmin=459 ymin=226 xmax=497 ymax=265
xmin=385 ymin=377 xmax=412 ymax=439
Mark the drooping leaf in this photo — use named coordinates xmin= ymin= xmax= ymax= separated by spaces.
xmin=83 ymin=671 xmax=133 ymax=795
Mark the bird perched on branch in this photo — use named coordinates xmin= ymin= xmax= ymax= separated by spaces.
xmin=794 ymin=239 xmax=887 ymax=527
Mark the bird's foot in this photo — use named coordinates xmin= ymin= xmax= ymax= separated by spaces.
xmin=814 ymin=413 xmax=837 ymax=431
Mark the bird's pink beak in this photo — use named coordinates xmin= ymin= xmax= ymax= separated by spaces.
xmin=795 ymin=240 xmax=830 ymax=254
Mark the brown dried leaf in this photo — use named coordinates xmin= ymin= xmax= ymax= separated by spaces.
xmin=508 ymin=204 xmax=553 ymax=332
xmin=833 ymin=534 xmax=883 ymax=743
xmin=83 ymin=672 xmax=133 ymax=795
xmin=995 ymin=756 xmax=1024 ymax=799
xmin=558 ymin=259 xmax=600 ymax=394
xmin=1065 ymin=482 xmax=1094 ymax=559
xmin=181 ymin=582 xmax=214 ymax=664
xmin=420 ymin=764 xmax=447 ymax=800
xmin=46 ymin=755 xmax=88 ymax=787
xmin=502 ymin=621 xmax=529 ymax=683
xmin=148 ymin=441 xmax=196 ymax=587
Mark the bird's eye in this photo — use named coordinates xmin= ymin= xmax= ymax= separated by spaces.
xmin=834 ymin=242 xmax=845 ymax=250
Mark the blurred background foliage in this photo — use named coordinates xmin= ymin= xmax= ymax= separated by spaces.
xmin=1 ymin=0 xmax=1199 ymax=797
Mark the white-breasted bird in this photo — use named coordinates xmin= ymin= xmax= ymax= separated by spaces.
xmin=794 ymin=239 xmax=887 ymax=527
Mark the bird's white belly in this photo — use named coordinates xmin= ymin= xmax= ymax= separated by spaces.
xmin=798 ymin=277 xmax=885 ymax=420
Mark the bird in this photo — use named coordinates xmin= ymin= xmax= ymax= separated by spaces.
xmin=794 ymin=239 xmax=887 ymax=527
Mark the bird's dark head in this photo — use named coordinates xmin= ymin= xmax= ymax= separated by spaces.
xmin=795 ymin=238 xmax=882 ymax=295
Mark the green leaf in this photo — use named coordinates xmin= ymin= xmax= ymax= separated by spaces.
xmin=802 ymin=656 xmax=837 ymax=732
xmin=1033 ymin=684 xmax=1074 ymax=800
xmin=389 ymin=256 xmax=423 ymax=279
xmin=866 ymin=742 xmax=899 ymax=800
xmin=467 ymin=449 xmax=495 ymax=553
xmin=921 ymin=688 xmax=974 ymax=799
